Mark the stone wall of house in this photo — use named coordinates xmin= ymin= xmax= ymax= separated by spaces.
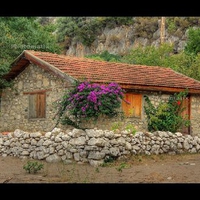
xmin=190 ymin=95 xmax=200 ymax=136
xmin=0 ymin=64 xmax=72 ymax=132
xmin=1 ymin=65 xmax=200 ymax=137
xmin=78 ymin=91 xmax=170 ymax=133
xmin=78 ymin=91 xmax=200 ymax=137
xmin=141 ymin=93 xmax=200 ymax=137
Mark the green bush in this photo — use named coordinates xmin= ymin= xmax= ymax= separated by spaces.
xmin=144 ymin=90 xmax=190 ymax=133
xmin=23 ymin=160 xmax=44 ymax=174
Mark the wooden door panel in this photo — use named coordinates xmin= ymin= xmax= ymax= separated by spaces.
xmin=180 ymin=96 xmax=190 ymax=134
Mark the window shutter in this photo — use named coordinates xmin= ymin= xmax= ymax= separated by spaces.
xmin=29 ymin=94 xmax=37 ymax=118
xmin=37 ymin=93 xmax=46 ymax=118
xmin=29 ymin=93 xmax=46 ymax=118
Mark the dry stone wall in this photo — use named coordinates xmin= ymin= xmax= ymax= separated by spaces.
xmin=0 ymin=128 xmax=200 ymax=167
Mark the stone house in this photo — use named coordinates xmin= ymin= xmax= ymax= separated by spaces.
xmin=1 ymin=50 xmax=200 ymax=136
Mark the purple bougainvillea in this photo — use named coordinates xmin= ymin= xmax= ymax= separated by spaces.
xmin=55 ymin=80 xmax=125 ymax=128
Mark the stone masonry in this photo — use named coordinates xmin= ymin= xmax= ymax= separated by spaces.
xmin=1 ymin=63 xmax=200 ymax=136
xmin=0 ymin=128 xmax=200 ymax=167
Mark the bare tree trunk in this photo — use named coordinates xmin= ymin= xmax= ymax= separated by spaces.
xmin=160 ymin=17 xmax=166 ymax=44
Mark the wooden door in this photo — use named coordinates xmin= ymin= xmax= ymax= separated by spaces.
xmin=180 ymin=96 xmax=190 ymax=135
xmin=122 ymin=93 xmax=142 ymax=118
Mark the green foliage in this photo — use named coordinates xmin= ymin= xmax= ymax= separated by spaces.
xmin=144 ymin=90 xmax=190 ymax=133
xmin=121 ymin=43 xmax=174 ymax=66
xmin=56 ymin=17 xmax=134 ymax=47
xmin=163 ymin=52 xmax=200 ymax=81
xmin=103 ymin=17 xmax=134 ymax=28
xmin=23 ymin=160 xmax=44 ymax=174
xmin=56 ymin=16 xmax=200 ymax=82
xmin=120 ymin=43 xmax=200 ymax=81
xmin=54 ymin=80 xmax=124 ymax=129
xmin=86 ymin=50 xmax=122 ymax=62
xmin=116 ymin=162 xmax=128 ymax=172
xmin=111 ymin=121 xmax=123 ymax=131
xmin=100 ymin=155 xmax=116 ymax=167
xmin=185 ymin=53 xmax=200 ymax=81
xmin=56 ymin=17 xmax=103 ymax=46
xmin=104 ymin=156 xmax=115 ymax=163
xmin=166 ymin=17 xmax=177 ymax=34
xmin=166 ymin=17 xmax=200 ymax=35
xmin=125 ymin=123 xmax=136 ymax=135
xmin=110 ymin=121 xmax=136 ymax=135
xmin=0 ymin=17 xmax=61 ymax=89
xmin=133 ymin=17 xmax=159 ymax=39
xmin=184 ymin=27 xmax=200 ymax=56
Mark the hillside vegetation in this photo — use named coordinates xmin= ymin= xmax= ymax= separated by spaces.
xmin=1 ymin=16 xmax=200 ymax=90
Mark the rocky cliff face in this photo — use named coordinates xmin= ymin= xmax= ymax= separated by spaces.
xmin=65 ymin=23 xmax=188 ymax=57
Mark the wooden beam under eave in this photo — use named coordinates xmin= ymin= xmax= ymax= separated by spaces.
xmin=120 ymin=84 xmax=200 ymax=94
xmin=3 ymin=59 xmax=30 ymax=81
xmin=23 ymin=88 xmax=52 ymax=95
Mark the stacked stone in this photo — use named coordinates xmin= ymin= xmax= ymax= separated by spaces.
xmin=0 ymin=128 xmax=200 ymax=167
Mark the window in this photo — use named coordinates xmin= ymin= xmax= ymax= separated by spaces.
xmin=29 ymin=92 xmax=46 ymax=119
xmin=122 ymin=93 xmax=142 ymax=118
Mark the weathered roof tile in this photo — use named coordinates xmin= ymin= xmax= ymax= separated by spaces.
xmin=4 ymin=50 xmax=200 ymax=94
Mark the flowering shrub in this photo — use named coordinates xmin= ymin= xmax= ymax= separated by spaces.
xmin=144 ymin=89 xmax=190 ymax=133
xmin=54 ymin=80 xmax=124 ymax=129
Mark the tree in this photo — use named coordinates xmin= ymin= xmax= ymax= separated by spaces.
xmin=121 ymin=43 xmax=174 ymax=66
xmin=120 ymin=43 xmax=200 ymax=81
xmin=0 ymin=17 xmax=61 ymax=89
xmin=184 ymin=27 xmax=200 ymax=56
xmin=56 ymin=17 xmax=134 ymax=47
xmin=86 ymin=50 xmax=122 ymax=62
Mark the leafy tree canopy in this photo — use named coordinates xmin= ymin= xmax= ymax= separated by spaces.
xmin=86 ymin=50 xmax=122 ymax=62
xmin=56 ymin=17 xmax=134 ymax=46
xmin=119 ymin=43 xmax=200 ymax=81
xmin=121 ymin=43 xmax=175 ymax=66
xmin=184 ymin=27 xmax=200 ymax=56
xmin=0 ymin=17 xmax=61 ymax=89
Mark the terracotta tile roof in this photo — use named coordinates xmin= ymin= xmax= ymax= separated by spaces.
xmin=4 ymin=50 xmax=200 ymax=93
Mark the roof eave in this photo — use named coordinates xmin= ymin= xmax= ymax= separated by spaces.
xmin=24 ymin=50 xmax=76 ymax=83
xmin=121 ymin=84 xmax=200 ymax=94
xmin=4 ymin=50 xmax=76 ymax=84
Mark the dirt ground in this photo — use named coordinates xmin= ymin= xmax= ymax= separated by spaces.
xmin=1 ymin=153 xmax=200 ymax=184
